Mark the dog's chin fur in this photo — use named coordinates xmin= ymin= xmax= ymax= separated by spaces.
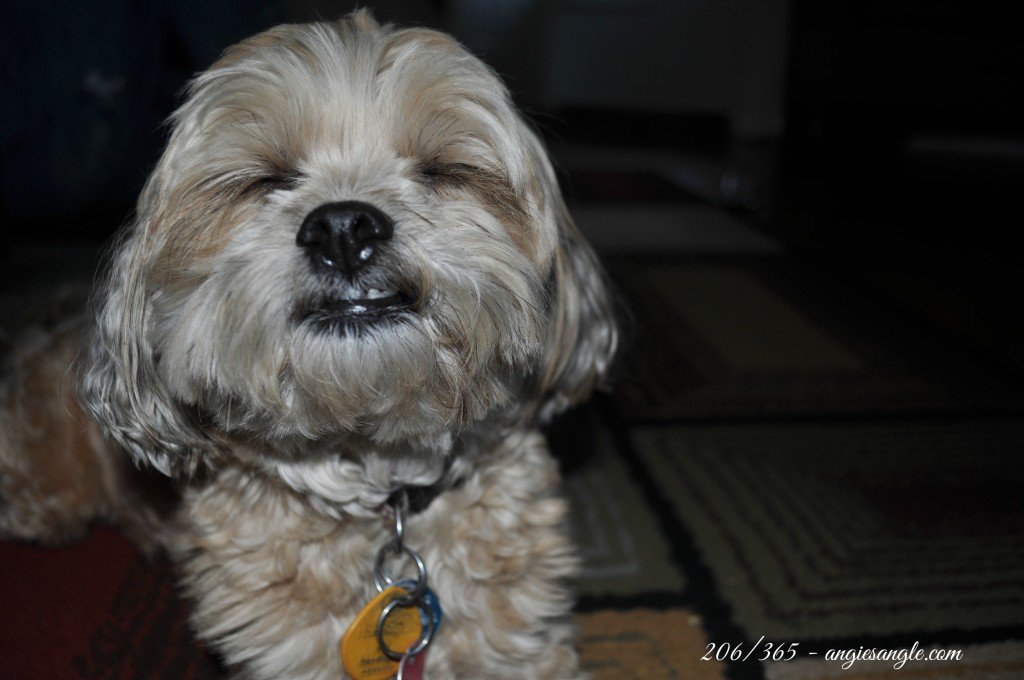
xmin=1 ymin=10 xmax=617 ymax=679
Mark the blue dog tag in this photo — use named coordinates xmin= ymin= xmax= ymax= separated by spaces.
xmin=421 ymin=587 xmax=443 ymax=633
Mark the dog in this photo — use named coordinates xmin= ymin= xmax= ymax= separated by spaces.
xmin=0 ymin=10 xmax=617 ymax=678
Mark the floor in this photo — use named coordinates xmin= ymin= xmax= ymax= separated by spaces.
xmin=550 ymin=141 xmax=1024 ymax=679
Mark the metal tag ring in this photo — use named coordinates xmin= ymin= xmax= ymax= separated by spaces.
xmin=373 ymin=543 xmax=427 ymax=601
xmin=392 ymin=499 xmax=405 ymax=551
xmin=375 ymin=597 xmax=438 ymax=661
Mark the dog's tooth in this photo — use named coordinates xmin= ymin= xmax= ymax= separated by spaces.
xmin=339 ymin=284 xmax=363 ymax=300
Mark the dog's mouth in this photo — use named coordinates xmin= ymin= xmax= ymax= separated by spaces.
xmin=300 ymin=285 xmax=415 ymax=330
xmin=319 ymin=287 xmax=411 ymax=317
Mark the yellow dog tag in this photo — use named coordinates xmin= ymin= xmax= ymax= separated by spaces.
xmin=341 ymin=585 xmax=422 ymax=680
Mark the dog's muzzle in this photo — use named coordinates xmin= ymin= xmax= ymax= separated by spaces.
xmin=296 ymin=201 xmax=414 ymax=329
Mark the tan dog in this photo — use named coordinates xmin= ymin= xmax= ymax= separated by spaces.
xmin=0 ymin=11 xmax=617 ymax=678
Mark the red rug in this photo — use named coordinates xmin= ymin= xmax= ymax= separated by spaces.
xmin=0 ymin=526 xmax=222 ymax=679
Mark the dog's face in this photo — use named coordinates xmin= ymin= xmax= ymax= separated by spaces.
xmin=84 ymin=12 xmax=616 ymax=478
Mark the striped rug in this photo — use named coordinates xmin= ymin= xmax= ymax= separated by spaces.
xmin=628 ymin=420 xmax=1024 ymax=641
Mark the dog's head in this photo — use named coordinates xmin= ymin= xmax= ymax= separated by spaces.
xmin=82 ymin=11 xmax=617 ymax=480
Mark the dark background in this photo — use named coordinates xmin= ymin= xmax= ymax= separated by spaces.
xmin=3 ymin=0 xmax=1023 ymax=369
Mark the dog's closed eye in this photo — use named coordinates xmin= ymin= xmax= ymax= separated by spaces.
xmin=418 ymin=161 xmax=480 ymax=188
xmin=241 ymin=171 xmax=303 ymax=196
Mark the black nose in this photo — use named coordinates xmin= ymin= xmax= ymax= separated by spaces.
xmin=296 ymin=201 xmax=394 ymax=277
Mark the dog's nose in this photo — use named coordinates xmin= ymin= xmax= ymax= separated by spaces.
xmin=297 ymin=201 xmax=394 ymax=277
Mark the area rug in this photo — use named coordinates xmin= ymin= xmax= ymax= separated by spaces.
xmin=556 ymin=410 xmax=686 ymax=598
xmin=629 ymin=419 xmax=1024 ymax=643
xmin=609 ymin=257 xmax=1024 ymax=421
xmin=0 ymin=528 xmax=222 ymax=680
xmin=578 ymin=608 xmax=727 ymax=680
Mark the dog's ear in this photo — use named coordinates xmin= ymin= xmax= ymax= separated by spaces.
xmin=80 ymin=211 xmax=225 ymax=478
xmin=521 ymin=126 xmax=620 ymax=423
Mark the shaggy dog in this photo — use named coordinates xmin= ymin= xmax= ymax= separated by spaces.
xmin=0 ymin=10 xmax=617 ymax=679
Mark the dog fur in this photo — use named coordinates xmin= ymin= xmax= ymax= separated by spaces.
xmin=0 ymin=11 xmax=617 ymax=678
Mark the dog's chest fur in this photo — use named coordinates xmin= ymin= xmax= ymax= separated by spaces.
xmin=173 ymin=430 xmax=580 ymax=678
